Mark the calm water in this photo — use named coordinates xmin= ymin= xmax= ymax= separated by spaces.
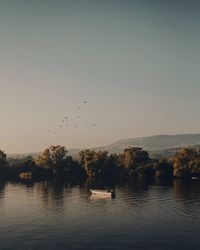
xmin=0 ymin=179 xmax=200 ymax=250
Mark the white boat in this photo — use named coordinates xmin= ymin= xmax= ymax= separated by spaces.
xmin=90 ymin=189 xmax=115 ymax=197
xmin=191 ymin=177 xmax=199 ymax=180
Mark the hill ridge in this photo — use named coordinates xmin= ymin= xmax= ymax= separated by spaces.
xmin=7 ymin=133 xmax=200 ymax=159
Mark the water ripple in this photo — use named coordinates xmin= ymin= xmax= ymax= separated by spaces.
xmin=1 ymin=181 xmax=200 ymax=250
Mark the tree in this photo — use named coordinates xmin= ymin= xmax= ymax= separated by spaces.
xmin=0 ymin=150 xmax=6 ymax=162
xmin=9 ymin=155 xmax=36 ymax=176
xmin=154 ymin=159 xmax=173 ymax=179
xmin=120 ymin=147 xmax=150 ymax=176
xmin=173 ymin=148 xmax=200 ymax=178
xmin=36 ymin=148 xmax=53 ymax=169
xmin=78 ymin=150 xmax=111 ymax=177
xmin=78 ymin=149 xmax=96 ymax=175
xmin=36 ymin=145 xmax=68 ymax=174
xmin=106 ymin=153 xmax=122 ymax=176
xmin=0 ymin=150 xmax=8 ymax=178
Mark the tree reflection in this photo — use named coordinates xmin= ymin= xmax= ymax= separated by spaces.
xmin=173 ymin=180 xmax=200 ymax=201
xmin=0 ymin=181 xmax=5 ymax=203
xmin=35 ymin=181 xmax=65 ymax=212
xmin=34 ymin=179 xmax=87 ymax=214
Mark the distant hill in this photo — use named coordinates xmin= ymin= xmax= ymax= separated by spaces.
xmin=7 ymin=152 xmax=40 ymax=163
xmin=8 ymin=133 xmax=200 ymax=160
xmin=96 ymin=134 xmax=200 ymax=154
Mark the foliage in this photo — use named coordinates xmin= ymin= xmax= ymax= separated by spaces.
xmin=0 ymin=150 xmax=6 ymax=162
xmin=154 ymin=160 xmax=173 ymax=179
xmin=9 ymin=158 xmax=36 ymax=176
xmin=136 ymin=163 xmax=155 ymax=178
xmin=78 ymin=150 xmax=109 ymax=177
xmin=106 ymin=153 xmax=122 ymax=176
xmin=78 ymin=147 xmax=151 ymax=178
xmin=119 ymin=147 xmax=150 ymax=176
xmin=78 ymin=150 xmax=121 ymax=177
xmin=0 ymin=150 xmax=8 ymax=178
xmin=36 ymin=145 xmax=86 ymax=178
xmin=121 ymin=147 xmax=150 ymax=169
xmin=4 ymin=145 xmax=200 ymax=181
xmin=173 ymin=148 xmax=200 ymax=178
xmin=36 ymin=145 xmax=68 ymax=173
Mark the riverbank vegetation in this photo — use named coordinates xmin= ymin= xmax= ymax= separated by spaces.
xmin=0 ymin=146 xmax=200 ymax=181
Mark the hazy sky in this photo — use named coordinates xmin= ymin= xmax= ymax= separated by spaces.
xmin=0 ymin=0 xmax=200 ymax=154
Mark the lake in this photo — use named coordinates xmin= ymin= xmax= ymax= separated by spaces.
xmin=0 ymin=179 xmax=200 ymax=250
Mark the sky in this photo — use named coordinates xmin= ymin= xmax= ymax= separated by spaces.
xmin=0 ymin=0 xmax=200 ymax=154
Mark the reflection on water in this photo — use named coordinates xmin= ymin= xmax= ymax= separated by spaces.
xmin=174 ymin=180 xmax=200 ymax=200
xmin=0 ymin=181 xmax=5 ymax=203
xmin=0 ymin=179 xmax=200 ymax=250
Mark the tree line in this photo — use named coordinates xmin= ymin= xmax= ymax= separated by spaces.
xmin=0 ymin=146 xmax=200 ymax=181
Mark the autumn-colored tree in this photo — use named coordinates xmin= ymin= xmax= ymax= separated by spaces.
xmin=78 ymin=149 xmax=96 ymax=175
xmin=122 ymin=147 xmax=150 ymax=169
xmin=173 ymin=148 xmax=200 ymax=178
xmin=78 ymin=150 xmax=110 ymax=177
xmin=36 ymin=148 xmax=53 ymax=169
xmin=36 ymin=145 xmax=68 ymax=174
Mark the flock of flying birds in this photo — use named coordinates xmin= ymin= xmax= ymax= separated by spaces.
xmin=46 ymin=101 xmax=96 ymax=135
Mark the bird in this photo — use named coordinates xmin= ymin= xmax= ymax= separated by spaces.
xmin=83 ymin=101 xmax=87 ymax=104
xmin=92 ymin=124 xmax=96 ymax=127
xmin=65 ymin=117 xmax=68 ymax=119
